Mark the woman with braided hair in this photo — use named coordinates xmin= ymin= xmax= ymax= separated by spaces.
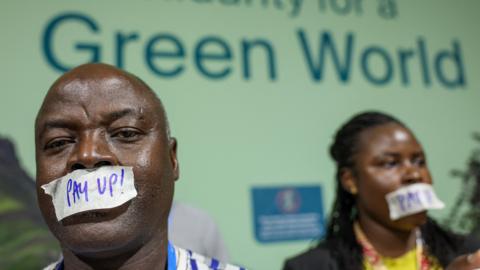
xmin=283 ymin=111 xmax=480 ymax=270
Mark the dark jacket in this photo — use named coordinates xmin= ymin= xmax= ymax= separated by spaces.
xmin=283 ymin=243 xmax=338 ymax=270
xmin=283 ymin=236 xmax=480 ymax=270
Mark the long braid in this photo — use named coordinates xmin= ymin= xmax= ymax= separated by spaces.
xmin=326 ymin=185 xmax=362 ymax=270
xmin=325 ymin=111 xmax=403 ymax=269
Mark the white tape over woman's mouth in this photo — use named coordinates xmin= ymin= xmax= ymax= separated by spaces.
xmin=41 ymin=166 xmax=137 ymax=221
xmin=386 ymin=183 xmax=445 ymax=221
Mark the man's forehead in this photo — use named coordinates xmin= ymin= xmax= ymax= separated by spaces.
xmin=43 ymin=68 xmax=156 ymax=109
xmin=38 ymin=85 xmax=143 ymax=124
xmin=45 ymin=62 xmax=153 ymax=98
xmin=36 ymin=65 xmax=163 ymax=132
xmin=50 ymin=72 xmax=142 ymax=100
xmin=61 ymin=76 xmax=130 ymax=94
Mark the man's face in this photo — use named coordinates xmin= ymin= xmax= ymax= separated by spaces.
xmin=35 ymin=66 xmax=178 ymax=256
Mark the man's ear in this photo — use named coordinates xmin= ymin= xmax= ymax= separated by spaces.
xmin=168 ymin=138 xmax=179 ymax=181
xmin=340 ymin=168 xmax=358 ymax=195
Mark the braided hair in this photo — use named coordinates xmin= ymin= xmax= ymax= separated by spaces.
xmin=324 ymin=111 xmax=463 ymax=269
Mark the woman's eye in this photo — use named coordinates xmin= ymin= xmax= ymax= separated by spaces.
xmin=412 ymin=157 xmax=426 ymax=166
xmin=379 ymin=160 xmax=398 ymax=168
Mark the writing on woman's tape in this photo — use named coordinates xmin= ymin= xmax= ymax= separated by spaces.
xmin=386 ymin=183 xmax=444 ymax=220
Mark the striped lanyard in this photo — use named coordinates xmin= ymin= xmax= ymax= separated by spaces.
xmin=353 ymin=222 xmax=430 ymax=270
xmin=168 ymin=241 xmax=177 ymax=270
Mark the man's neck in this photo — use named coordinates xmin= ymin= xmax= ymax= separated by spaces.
xmin=61 ymin=228 xmax=169 ymax=270
xmin=357 ymin=214 xmax=417 ymax=258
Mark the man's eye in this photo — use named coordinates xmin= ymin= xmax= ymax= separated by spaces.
xmin=45 ymin=139 xmax=72 ymax=150
xmin=112 ymin=129 xmax=142 ymax=141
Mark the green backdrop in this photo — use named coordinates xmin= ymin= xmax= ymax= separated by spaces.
xmin=1 ymin=1 xmax=480 ymax=269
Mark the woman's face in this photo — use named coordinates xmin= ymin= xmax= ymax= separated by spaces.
xmin=349 ymin=122 xmax=433 ymax=231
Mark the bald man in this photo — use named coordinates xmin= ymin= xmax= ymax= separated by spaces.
xmin=35 ymin=63 xmax=244 ymax=270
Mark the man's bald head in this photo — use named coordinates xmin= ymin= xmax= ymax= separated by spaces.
xmin=34 ymin=63 xmax=179 ymax=260
xmin=35 ymin=63 xmax=170 ymax=140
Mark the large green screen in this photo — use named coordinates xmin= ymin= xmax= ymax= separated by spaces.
xmin=1 ymin=1 xmax=480 ymax=269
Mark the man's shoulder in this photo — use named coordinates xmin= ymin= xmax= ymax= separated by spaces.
xmin=282 ymin=243 xmax=336 ymax=270
xmin=42 ymin=245 xmax=247 ymax=270
xmin=174 ymin=245 xmax=246 ymax=270
xmin=42 ymin=261 xmax=60 ymax=270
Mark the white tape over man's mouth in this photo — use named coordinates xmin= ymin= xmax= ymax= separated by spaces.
xmin=41 ymin=166 xmax=137 ymax=221
xmin=385 ymin=183 xmax=445 ymax=221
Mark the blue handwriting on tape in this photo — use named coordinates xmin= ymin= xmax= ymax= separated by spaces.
xmin=66 ymin=168 xmax=125 ymax=207
xmin=395 ymin=189 xmax=434 ymax=211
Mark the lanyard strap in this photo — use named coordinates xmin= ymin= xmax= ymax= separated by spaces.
xmin=353 ymin=222 xmax=430 ymax=270
xmin=168 ymin=241 xmax=177 ymax=270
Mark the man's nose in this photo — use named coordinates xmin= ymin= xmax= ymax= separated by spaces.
xmin=67 ymin=133 xmax=117 ymax=171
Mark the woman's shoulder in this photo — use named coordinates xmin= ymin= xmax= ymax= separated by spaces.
xmin=459 ymin=234 xmax=480 ymax=254
xmin=282 ymin=243 xmax=338 ymax=270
